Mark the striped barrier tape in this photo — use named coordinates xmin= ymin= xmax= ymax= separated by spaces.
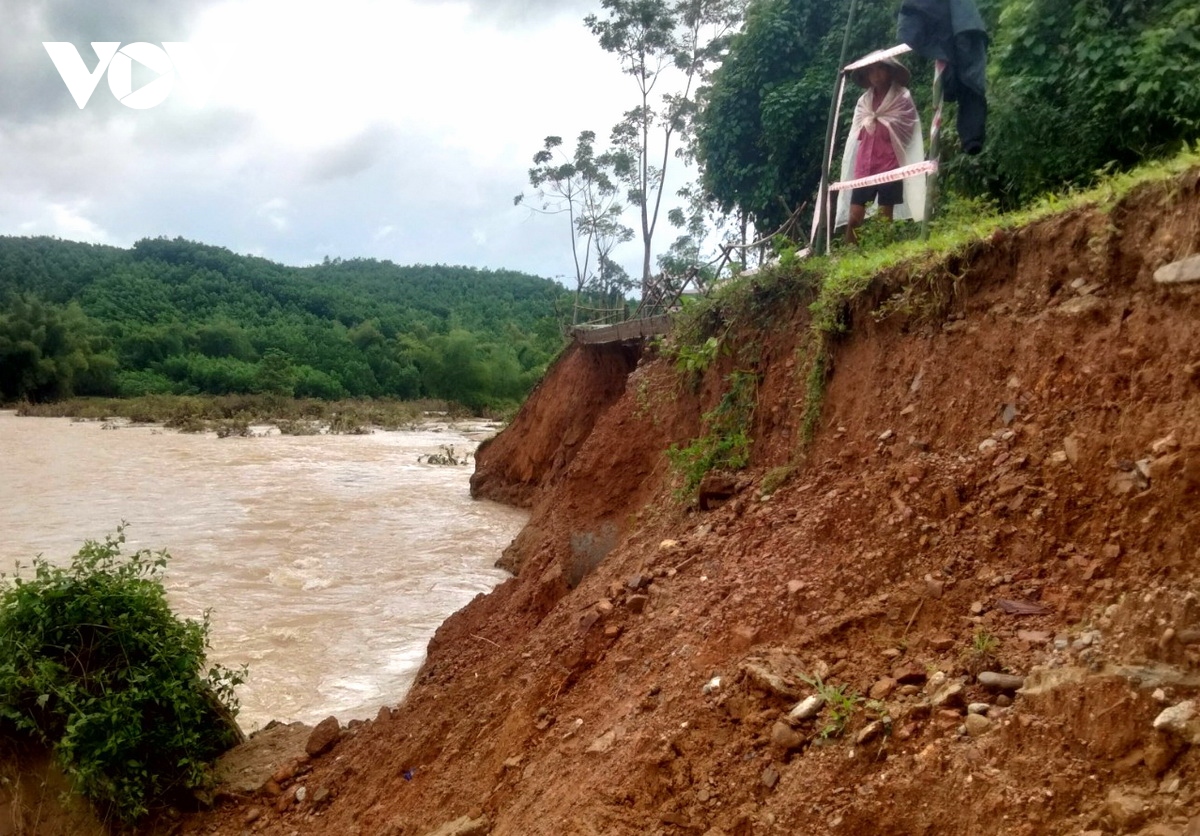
xmin=830 ymin=159 xmax=939 ymax=192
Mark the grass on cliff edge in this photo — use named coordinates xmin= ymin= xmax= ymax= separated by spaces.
xmin=694 ymin=143 xmax=1200 ymax=342
xmin=670 ymin=144 xmax=1200 ymax=447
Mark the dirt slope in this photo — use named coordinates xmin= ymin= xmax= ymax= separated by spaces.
xmin=179 ymin=172 xmax=1200 ymax=836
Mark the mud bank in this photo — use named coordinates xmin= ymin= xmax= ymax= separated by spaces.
xmin=151 ymin=171 xmax=1200 ymax=835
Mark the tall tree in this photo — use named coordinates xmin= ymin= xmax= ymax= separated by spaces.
xmin=587 ymin=0 xmax=744 ymax=295
xmin=515 ymin=132 xmax=633 ymax=321
xmin=0 ymin=296 xmax=116 ymax=401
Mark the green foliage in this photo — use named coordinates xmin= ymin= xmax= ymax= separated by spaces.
xmin=800 ymin=673 xmax=862 ymax=739
xmin=965 ymin=628 xmax=1001 ymax=674
xmin=773 ymin=234 xmax=806 ymax=269
xmin=666 ymin=246 xmax=820 ymax=354
xmin=972 ymin=629 xmax=999 ymax=657
xmin=0 ymin=296 xmax=117 ymax=401
xmin=254 ymin=348 xmax=297 ymax=396
xmin=115 ymin=368 xmax=175 ymax=398
xmin=0 ymin=529 xmax=245 ymax=824
xmin=667 ymin=368 xmax=757 ymax=496
xmin=671 ymin=335 xmax=720 ymax=376
xmin=845 ymin=215 xmax=921 ymax=251
xmin=800 ymin=343 xmax=829 ymax=444
xmin=695 ymin=0 xmax=902 ymax=230
xmin=948 ymin=0 xmax=1200 ymax=207
xmin=660 ymin=183 xmax=714 ymax=279
xmin=633 ymin=374 xmax=662 ymax=424
xmin=0 ymin=235 xmax=572 ymax=411
xmin=697 ymin=0 xmax=1200 ymax=228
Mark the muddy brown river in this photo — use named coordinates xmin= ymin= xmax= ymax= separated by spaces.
xmin=0 ymin=411 xmax=526 ymax=731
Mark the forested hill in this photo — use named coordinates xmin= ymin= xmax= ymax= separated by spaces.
xmin=0 ymin=235 xmax=573 ymax=408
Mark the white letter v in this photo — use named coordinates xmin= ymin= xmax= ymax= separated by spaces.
xmin=43 ymin=42 xmax=121 ymax=109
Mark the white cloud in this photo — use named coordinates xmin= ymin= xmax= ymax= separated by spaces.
xmin=0 ymin=0 xmax=698 ymax=281
xmin=257 ymin=197 xmax=289 ymax=231
xmin=13 ymin=201 xmax=113 ymax=242
xmin=52 ymin=203 xmax=109 ymax=240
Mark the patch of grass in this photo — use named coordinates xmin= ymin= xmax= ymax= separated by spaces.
xmin=963 ymin=629 xmax=1001 ymax=676
xmin=971 ymin=629 xmax=1000 ymax=656
xmin=672 ymin=336 xmax=720 ymax=376
xmin=666 ymin=369 xmax=757 ymax=498
xmin=633 ymin=376 xmax=655 ymax=422
xmin=800 ymin=342 xmax=830 ymax=446
xmin=800 ymin=673 xmax=862 ymax=739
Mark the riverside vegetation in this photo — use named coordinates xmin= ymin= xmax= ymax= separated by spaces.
xmin=12 ymin=393 xmax=485 ymax=436
xmin=0 ymin=528 xmax=245 ymax=826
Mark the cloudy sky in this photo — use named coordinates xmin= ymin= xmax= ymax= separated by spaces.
xmin=0 ymin=0 xmax=679 ymax=282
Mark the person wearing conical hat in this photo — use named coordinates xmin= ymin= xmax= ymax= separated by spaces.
xmin=835 ymin=56 xmax=926 ymax=245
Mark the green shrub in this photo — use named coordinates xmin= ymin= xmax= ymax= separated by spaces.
xmin=114 ymin=369 xmax=175 ymax=398
xmin=0 ymin=529 xmax=246 ymax=824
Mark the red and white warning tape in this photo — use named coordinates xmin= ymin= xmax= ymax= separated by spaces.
xmin=829 ymin=159 xmax=938 ymax=192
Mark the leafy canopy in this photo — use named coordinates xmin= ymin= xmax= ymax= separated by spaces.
xmin=695 ymin=0 xmax=1200 ymax=226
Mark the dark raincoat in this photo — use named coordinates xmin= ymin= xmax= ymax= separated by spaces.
xmin=898 ymin=0 xmax=989 ymax=154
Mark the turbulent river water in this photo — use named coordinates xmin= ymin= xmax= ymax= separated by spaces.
xmin=0 ymin=411 xmax=527 ymax=732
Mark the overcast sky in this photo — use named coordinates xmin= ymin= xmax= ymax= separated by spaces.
xmin=0 ymin=0 xmax=676 ymax=283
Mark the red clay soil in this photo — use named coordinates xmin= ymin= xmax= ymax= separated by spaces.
xmin=163 ymin=171 xmax=1200 ymax=836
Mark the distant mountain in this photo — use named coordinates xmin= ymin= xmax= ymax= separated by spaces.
xmin=0 ymin=235 xmax=571 ymax=407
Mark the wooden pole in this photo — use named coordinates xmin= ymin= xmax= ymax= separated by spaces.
xmin=922 ymin=60 xmax=947 ymax=241
xmin=814 ymin=0 xmax=861 ymax=255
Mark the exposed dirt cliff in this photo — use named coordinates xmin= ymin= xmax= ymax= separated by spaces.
xmin=169 ymin=170 xmax=1200 ymax=836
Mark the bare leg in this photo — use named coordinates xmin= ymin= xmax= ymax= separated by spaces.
xmin=845 ymin=203 xmax=867 ymax=245
xmin=879 ymin=204 xmax=895 ymax=221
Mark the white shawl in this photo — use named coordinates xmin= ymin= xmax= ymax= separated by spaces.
xmin=834 ymin=83 xmax=926 ymax=229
